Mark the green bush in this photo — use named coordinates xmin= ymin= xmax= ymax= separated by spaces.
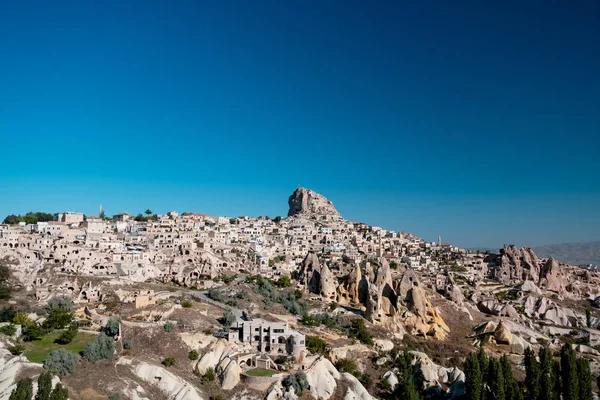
xmin=162 ymin=357 xmax=176 ymax=367
xmin=0 ymin=306 xmax=16 ymax=322
xmin=82 ymin=332 xmax=114 ymax=362
xmin=306 ymin=335 xmax=328 ymax=354
xmin=335 ymin=358 xmax=357 ymax=374
xmin=164 ymin=321 xmax=174 ymax=332
xmin=282 ymin=371 xmax=309 ymax=395
xmin=22 ymin=324 xmax=44 ymax=342
xmin=0 ymin=324 xmax=17 ymax=336
xmin=124 ymin=340 xmax=133 ymax=350
xmin=188 ymin=350 xmax=199 ymax=360
xmin=55 ymin=325 xmax=78 ymax=345
xmin=207 ymin=289 xmax=224 ymax=302
xmin=103 ymin=317 xmax=120 ymax=337
xmin=43 ymin=308 xmax=73 ymax=330
xmin=203 ymin=367 xmax=216 ymax=382
xmin=43 ymin=348 xmax=77 ymax=375
xmin=180 ymin=299 xmax=193 ymax=308
xmin=8 ymin=344 xmax=25 ymax=355
xmin=48 ymin=296 xmax=74 ymax=312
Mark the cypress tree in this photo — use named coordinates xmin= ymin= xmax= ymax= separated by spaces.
xmin=501 ymin=354 xmax=522 ymax=400
xmin=539 ymin=347 xmax=557 ymax=400
xmin=488 ymin=358 xmax=506 ymax=400
xmin=465 ymin=352 xmax=483 ymax=400
xmin=552 ymin=360 xmax=562 ymax=400
xmin=35 ymin=372 xmax=52 ymax=400
xmin=560 ymin=344 xmax=579 ymax=400
xmin=524 ymin=347 xmax=541 ymax=400
xmin=49 ymin=384 xmax=68 ymax=400
xmin=10 ymin=378 xmax=33 ymax=400
xmin=392 ymin=351 xmax=422 ymax=400
xmin=576 ymin=357 xmax=592 ymax=400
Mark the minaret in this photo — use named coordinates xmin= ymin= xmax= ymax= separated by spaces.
xmin=438 ymin=235 xmax=441 ymax=246
xmin=99 ymin=204 xmax=103 ymax=218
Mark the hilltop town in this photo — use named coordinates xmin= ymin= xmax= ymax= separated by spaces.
xmin=1 ymin=188 xmax=599 ymax=400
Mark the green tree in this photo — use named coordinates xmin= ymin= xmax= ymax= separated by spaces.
xmin=10 ymin=378 xmax=33 ymax=400
xmin=49 ymin=384 xmax=68 ymax=400
xmin=576 ymin=357 xmax=593 ymax=400
xmin=43 ymin=308 xmax=73 ymax=330
xmin=222 ymin=310 xmax=236 ymax=331
xmin=561 ymin=344 xmax=579 ymax=400
xmin=35 ymin=372 xmax=52 ymax=400
xmin=501 ymin=354 xmax=522 ymax=400
xmin=585 ymin=308 xmax=592 ymax=328
xmin=82 ymin=332 xmax=114 ymax=362
xmin=539 ymin=347 xmax=558 ymax=400
xmin=391 ymin=351 xmax=422 ymax=400
xmin=488 ymin=358 xmax=506 ymax=400
xmin=22 ymin=324 xmax=44 ymax=342
xmin=464 ymin=352 xmax=482 ymax=400
xmin=524 ymin=347 xmax=541 ymax=400
xmin=145 ymin=209 xmax=153 ymax=215
xmin=102 ymin=317 xmax=120 ymax=337
xmin=43 ymin=348 xmax=77 ymax=375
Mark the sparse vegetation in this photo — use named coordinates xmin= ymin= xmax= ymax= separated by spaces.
xmin=162 ymin=357 xmax=176 ymax=367
xmin=282 ymin=371 xmax=310 ymax=396
xmin=188 ymin=349 xmax=199 ymax=360
xmin=306 ymin=335 xmax=328 ymax=354
xmin=164 ymin=321 xmax=174 ymax=332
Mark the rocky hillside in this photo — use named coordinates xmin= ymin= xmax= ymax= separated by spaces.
xmin=533 ymin=241 xmax=600 ymax=266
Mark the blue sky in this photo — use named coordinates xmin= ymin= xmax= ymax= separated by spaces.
xmin=1 ymin=1 xmax=599 ymax=248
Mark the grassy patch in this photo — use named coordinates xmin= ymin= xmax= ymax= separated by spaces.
xmin=245 ymin=368 xmax=276 ymax=377
xmin=23 ymin=330 xmax=96 ymax=364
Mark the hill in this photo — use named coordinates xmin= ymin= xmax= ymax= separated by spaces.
xmin=532 ymin=241 xmax=600 ymax=266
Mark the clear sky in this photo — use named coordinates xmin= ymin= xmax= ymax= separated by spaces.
xmin=1 ymin=1 xmax=599 ymax=249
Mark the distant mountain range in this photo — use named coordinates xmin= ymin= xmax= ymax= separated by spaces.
xmin=532 ymin=241 xmax=600 ymax=266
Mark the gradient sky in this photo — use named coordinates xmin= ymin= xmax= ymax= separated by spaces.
xmin=1 ymin=1 xmax=599 ymax=249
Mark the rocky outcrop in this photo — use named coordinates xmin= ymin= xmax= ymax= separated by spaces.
xmin=409 ymin=351 xmax=465 ymax=398
xmin=539 ymin=257 xmax=566 ymax=294
xmin=338 ymin=264 xmax=362 ymax=305
xmin=288 ymin=188 xmax=340 ymax=218
xmin=298 ymin=253 xmax=337 ymax=300
xmin=494 ymin=245 xmax=540 ymax=284
xmin=133 ymin=362 xmax=202 ymax=400
xmin=365 ymin=261 xmax=449 ymax=339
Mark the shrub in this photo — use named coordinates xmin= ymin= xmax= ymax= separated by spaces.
xmin=9 ymin=377 xmax=33 ymax=400
xmin=203 ymin=367 xmax=216 ymax=382
xmin=22 ymin=324 xmax=44 ymax=342
xmin=188 ymin=350 xmax=199 ymax=360
xmin=82 ymin=332 xmax=114 ymax=362
xmin=124 ymin=340 xmax=133 ymax=350
xmin=0 ymin=324 xmax=16 ymax=336
xmin=275 ymin=276 xmax=292 ymax=288
xmin=180 ymin=299 xmax=193 ymax=308
xmin=349 ymin=319 xmax=374 ymax=346
xmin=282 ymin=371 xmax=310 ymax=396
xmin=103 ymin=317 xmax=120 ymax=337
xmin=8 ymin=344 xmax=25 ymax=355
xmin=55 ymin=325 xmax=78 ymax=345
xmin=43 ymin=308 xmax=73 ymax=330
xmin=164 ymin=321 xmax=174 ymax=333
xmin=206 ymin=289 xmax=224 ymax=302
xmin=0 ymin=306 xmax=16 ymax=322
xmin=13 ymin=312 xmax=33 ymax=328
xmin=335 ymin=358 xmax=357 ymax=374
xmin=162 ymin=357 xmax=176 ymax=367
xmin=221 ymin=310 xmax=236 ymax=331
xmin=306 ymin=335 xmax=328 ymax=354
xmin=108 ymin=395 xmax=120 ymax=400
xmin=48 ymin=296 xmax=74 ymax=312
xmin=43 ymin=348 xmax=77 ymax=375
